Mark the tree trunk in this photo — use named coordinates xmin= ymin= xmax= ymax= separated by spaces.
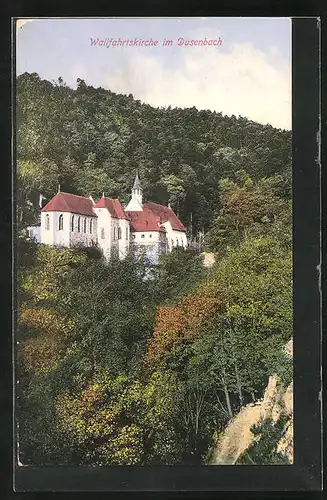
xmin=234 ymin=360 xmax=244 ymax=407
xmin=221 ymin=370 xmax=233 ymax=419
xmin=227 ymin=315 xmax=244 ymax=407
xmin=223 ymin=381 xmax=233 ymax=419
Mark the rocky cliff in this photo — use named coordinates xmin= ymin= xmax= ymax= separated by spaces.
xmin=207 ymin=339 xmax=293 ymax=465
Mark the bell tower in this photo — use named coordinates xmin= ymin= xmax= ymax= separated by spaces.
xmin=125 ymin=170 xmax=143 ymax=211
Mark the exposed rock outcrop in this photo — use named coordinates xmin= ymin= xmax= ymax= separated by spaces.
xmin=201 ymin=252 xmax=216 ymax=268
xmin=207 ymin=339 xmax=293 ymax=465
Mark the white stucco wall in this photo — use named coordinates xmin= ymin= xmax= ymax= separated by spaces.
xmin=172 ymin=230 xmax=188 ymax=249
xmin=27 ymin=225 xmax=41 ymax=243
xmin=131 ymin=230 xmax=160 ymax=245
xmin=131 ymin=230 xmax=167 ymax=264
xmin=69 ymin=214 xmax=98 ymax=247
xmin=125 ymin=189 xmax=143 ymax=211
xmin=38 ymin=205 xmax=187 ymax=263
xmin=118 ymin=219 xmax=130 ymax=260
xmin=41 ymin=211 xmax=97 ymax=248
xmin=94 ymin=207 xmax=112 ymax=260
xmin=94 ymin=208 xmax=130 ymax=261
xmin=125 ymin=198 xmax=143 ymax=211
xmin=40 ymin=211 xmax=56 ymax=246
xmin=110 ymin=218 xmax=129 ymax=260
xmin=161 ymin=221 xmax=188 ymax=251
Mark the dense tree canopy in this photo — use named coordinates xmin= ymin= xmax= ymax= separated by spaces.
xmin=17 ymin=72 xmax=291 ymax=235
xmin=16 ymin=73 xmax=292 ymax=465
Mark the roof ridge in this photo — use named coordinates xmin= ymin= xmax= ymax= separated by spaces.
xmin=145 ymin=201 xmax=171 ymax=208
xmin=103 ymin=196 xmax=121 ymax=202
xmin=54 ymin=192 xmax=71 ymax=212
xmin=59 ymin=191 xmax=91 ymax=200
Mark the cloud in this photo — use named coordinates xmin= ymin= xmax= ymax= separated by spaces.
xmin=105 ymin=41 xmax=291 ymax=130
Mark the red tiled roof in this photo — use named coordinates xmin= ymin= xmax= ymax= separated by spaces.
xmin=40 ymin=192 xmax=96 ymax=217
xmin=126 ymin=207 xmax=166 ymax=232
xmin=126 ymin=202 xmax=185 ymax=233
xmin=143 ymin=202 xmax=185 ymax=231
xmin=94 ymin=197 xmax=129 ymax=219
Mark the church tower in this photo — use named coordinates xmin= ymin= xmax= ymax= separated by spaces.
xmin=125 ymin=170 xmax=143 ymax=211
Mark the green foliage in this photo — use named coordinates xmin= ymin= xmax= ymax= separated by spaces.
xmin=17 ymin=235 xmax=292 ymax=466
xmin=205 ymin=171 xmax=291 ymax=254
xmin=16 ymin=73 xmax=293 ymax=466
xmin=154 ymin=247 xmax=207 ymax=303
xmin=56 ymin=255 xmax=156 ymax=378
xmin=144 ymin=234 xmax=292 ymax=461
xmin=262 ymin=337 xmax=293 ymax=388
xmin=17 ymin=72 xmax=291 ymax=235
xmin=53 ymin=370 xmax=183 ymax=465
xmin=17 ymin=158 xmax=60 ymax=226
xmin=214 ymin=235 xmax=293 ymax=338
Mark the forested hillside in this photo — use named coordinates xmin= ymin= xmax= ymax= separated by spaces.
xmin=17 ymin=72 xmax=291 ymax=238
xmin=16 ymin=73 xmax=293 ymax=465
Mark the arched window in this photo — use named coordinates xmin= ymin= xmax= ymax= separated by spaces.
xmin=45 ymin=214 xmax=50 ymax=230
xmin=101 ymin=228 xmax=105 ymax=239
xmin=113 ymin=227 xmax=116 ymax=240
xmin=89 ymin=219 xmax=93 ymax=234
xmin=171 ymin=239 xmax=174 ymax=247
xmin=71 ymin=215 xmax=74 ymax=232
xmin=118 ymin=227 xmax=122 ymax=240
xmin=126 ymin=227 xmax=128 ymax=239
xmin=77 ymin=217 xmax=81 ymax=232
xmin=83 ymin=218 xmax=87 ymax=233
xmin=58 ymin=214 xmax=63 ymax=231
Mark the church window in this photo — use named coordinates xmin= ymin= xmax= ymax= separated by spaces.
xmin=149 ymin=234 xmax=152 ymax=238
xmin=77 ymin=217 xmax=81 ymax=232
xmin=83 ymin=218 xmax=87 ymax=233
xmin=101 ymin=228 xmax=105 ymax=239
xmin=45 ymin=214 xmax=50 ymax=230
xmin=141 ymin=234 xmax=145 ymax=238
xmin=171 ymin=239 xmax=174 ymax=247
xmin=132 ymin=234 xmax=135 ymax=239
xmin=126 ymin=227 xmax=128 ymax=239
xmin=71 ymin=215 xmax=74 ymax=232
xmin=58 ymin=214 xmax=63 ymax=231
xmin=90 ymin=219 xmax=93 ymax=233
xmin=118 ymin=227 xmax=122 ymax=240
xmin=113 ymin=227 xmax=116 ymax=240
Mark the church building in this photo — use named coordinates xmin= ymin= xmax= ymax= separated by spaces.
xmin=28 ymin=172 xmax=188 ymax=264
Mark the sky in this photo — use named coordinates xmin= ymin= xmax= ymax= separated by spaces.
xmin=16 ymin=18 xmax=292 ymax=130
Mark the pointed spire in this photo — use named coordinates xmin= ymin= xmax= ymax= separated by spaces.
xmin=133 ymin=170 xmax=142 ymax=190
xmin=126 ymin=169 xmax=143 ymax=211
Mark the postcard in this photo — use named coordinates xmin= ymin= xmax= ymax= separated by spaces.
xmin=14 ymin=16 xmax=295 ymax=471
